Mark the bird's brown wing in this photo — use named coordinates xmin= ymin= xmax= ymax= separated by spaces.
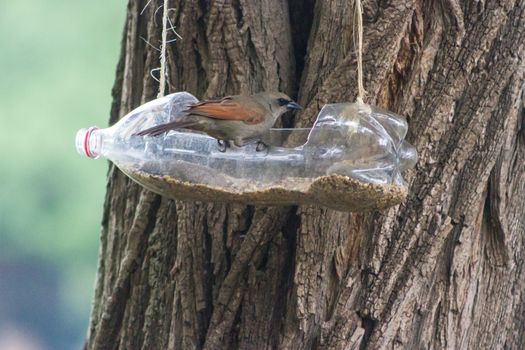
xmin=186 ymin=96 xmax=264 ymax=125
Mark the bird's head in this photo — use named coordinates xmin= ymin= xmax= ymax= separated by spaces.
xmin=256 ymin=92 xmax=302 ymax=116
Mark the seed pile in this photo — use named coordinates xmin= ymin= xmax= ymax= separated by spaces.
xmin=120 ymin=162 xmax=407 ymax=212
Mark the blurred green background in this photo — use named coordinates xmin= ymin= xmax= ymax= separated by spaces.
xmin=0 ymin=1 xmax=125 ymax=348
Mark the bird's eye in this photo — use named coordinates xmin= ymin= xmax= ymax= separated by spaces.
xmin=277 ymin=98 xmax=289 ymax=106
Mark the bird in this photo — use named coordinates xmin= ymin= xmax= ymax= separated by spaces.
xmin=134 ymin=92 xmax=301 ymax=151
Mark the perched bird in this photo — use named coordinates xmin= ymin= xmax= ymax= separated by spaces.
xmin=135 ymin=92 xmax=301 ymax=151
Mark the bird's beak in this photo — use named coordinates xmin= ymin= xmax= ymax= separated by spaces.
xmin=286 ymin=101 xmax=302 ymax=110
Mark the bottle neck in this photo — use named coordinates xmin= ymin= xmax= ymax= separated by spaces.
xmin=76 ymin=127 xmax=103 ymax=159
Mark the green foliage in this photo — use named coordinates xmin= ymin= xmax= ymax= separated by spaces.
xmin=0 ymin=0 xmax=125 ymax=344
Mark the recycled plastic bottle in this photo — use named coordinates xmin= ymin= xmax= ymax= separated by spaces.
xmin=75 ymin=92 xmax=417 ymax=211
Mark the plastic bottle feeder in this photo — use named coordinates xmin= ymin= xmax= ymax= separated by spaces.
xmin=76 ymin=92 xmax=417 ymax=211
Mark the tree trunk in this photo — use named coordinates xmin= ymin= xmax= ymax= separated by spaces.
xmin=86 ymin=0 xmax=525 ymax=349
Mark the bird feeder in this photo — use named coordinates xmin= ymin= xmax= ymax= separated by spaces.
xmin=76 ymin=92 xmax=417 ymax=211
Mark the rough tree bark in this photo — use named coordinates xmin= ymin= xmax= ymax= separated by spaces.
xmin=86 ymin=0 xmax=525 ymax=349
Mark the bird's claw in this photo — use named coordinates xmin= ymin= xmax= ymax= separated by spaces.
xmin=256 ymin=141 xmax=267 ymax=152
xmin=217 ymin=140 xmax=230 ymax=152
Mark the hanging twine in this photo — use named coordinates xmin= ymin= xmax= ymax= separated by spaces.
xmin=354 ymin=0 xmax=366 ymax=104
xmin=157 ymin=0 xmax=169 ymax=98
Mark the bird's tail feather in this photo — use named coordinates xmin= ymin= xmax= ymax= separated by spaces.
xmin=134 ymin=120 xmax=197 ymax=136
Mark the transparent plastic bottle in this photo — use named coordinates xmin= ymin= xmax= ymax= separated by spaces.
xmin=75 ymin=92 xmax=417 ymax=209
xmin=76 ymin=92 xmax=199 ymax=160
